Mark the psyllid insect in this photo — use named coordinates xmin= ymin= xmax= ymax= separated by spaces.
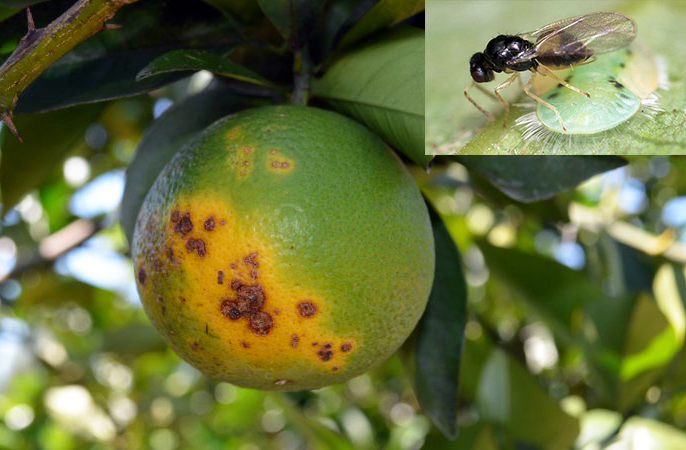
xmin=464 ymin=12 xmax=637 ymax=130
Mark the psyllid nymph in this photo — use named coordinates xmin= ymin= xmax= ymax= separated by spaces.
xmin=464 ymin=12 xmax=637 ymax=130
xmin=516 ymin=42 xmax=668 ymax=143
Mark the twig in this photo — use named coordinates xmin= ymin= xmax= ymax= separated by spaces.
xmin=290 ymin=47 xmax=312 ymax=106
xmin=0 ymin=0 xmax=139 ymax=140
xmin=0 ymin=218 xmax=103 ymax=284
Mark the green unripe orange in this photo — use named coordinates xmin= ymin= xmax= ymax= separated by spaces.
xmin=132 ymin=105 xmax=434 ymax=390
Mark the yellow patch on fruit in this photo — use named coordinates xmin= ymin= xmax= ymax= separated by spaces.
xmin=158 ymin=193 xmax=357 ymax=376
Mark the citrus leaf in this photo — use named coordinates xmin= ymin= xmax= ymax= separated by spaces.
xmin=475 ymin=347 xmax=580 ymax=448
xmin=200 ymin=0 xmax=262 ymax=24
xmin=14 ymin=0 xmax=236 ymax=113
xmin=0 ymin=103 xmax=102 ymax=210
xmin=256 ymin=0 xmax=325 ymax=47
xmin=312 ymin=27 xmax=427 ymax=167
xmin=338 ymin=0 xmax=424 ymax=49
xmin=136 ymin=49 xmax=276 ymax=89
xmin=404 ymin=204 xmax=466 ymax=439
xmin=455 ymin=155 xmax=627 ymax=203
xmin=120 ymin=84 xmax=261 ymax=244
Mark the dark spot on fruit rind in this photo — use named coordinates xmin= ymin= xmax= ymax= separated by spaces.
xmin=291 ymin=334 xmax=299 ymax=348
xmin=332 ymin=366 xmax=339 ymax=371
xmin=171 ymin=210 xmax=180 ymax=222
xmin=236 ymin=284 xmax=265 ymax=313
xmin=341 ymin=343 xmax=352 ymax=352
xmin=221 ymin=300 xmax=242 ymax=320
xmin=217 ymin=271 xmax=224 ymax=284
xmin=230 ymin=279 xmax=242 ymax=290
xmin=191 ymin=341 xmax=200 ymax=352
xmin=166 ymin=246 xmax=175 ymax=262
xmin=186 ymin=238 xmax=206 ymax=256
xmin=244 ymin=252 xmax=259 ymax=268
xmin=204 ymin=216 xmax=215 ymax=231
xmin=137 ymin=267 xmax=146 ymax=284
xmin=323 ymin=343 xmax=332 ymax=349
xmin=241 ymin=341 xmax=250 ymax=348
xmin=249 ymin=311 xmax=273 ymax=336
xmin=298 ymin=302 xmax=317 ymax=318
xmin=174 ymin=213 xmax=193 ymax=235
xmin=317 ymin=349 xmax=333 ymax=361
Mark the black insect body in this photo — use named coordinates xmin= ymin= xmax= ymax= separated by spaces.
xmin=464 ymin=12 xmax=637 ymax=131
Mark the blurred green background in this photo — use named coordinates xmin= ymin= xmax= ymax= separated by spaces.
xmin=426 ymin=0 xmax=686 ymax=155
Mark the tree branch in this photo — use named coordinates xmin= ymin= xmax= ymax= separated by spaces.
xmin=0 ymin=0 xmax=139 ymax=141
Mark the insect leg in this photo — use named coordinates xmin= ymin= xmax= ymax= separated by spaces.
xmin=494 ymin=73 xmax=520 ymax=128
xmin=540 ymin=65 xmax=590 ymax=98
xmin=524 ymin=71 xmax=567 ymax=131
xmin=464 ymin=82 xmax=495 ymax=121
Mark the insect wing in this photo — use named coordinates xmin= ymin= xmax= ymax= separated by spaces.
xmin=527 ymin=12 xmax=636 ymax=60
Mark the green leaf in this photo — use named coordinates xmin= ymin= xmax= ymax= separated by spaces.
xmin=455 ymin=155 xmax=627 ymax=203
xmin=614 ymin=417 xmax=686 ymax=447
xmin=338 ymin=0 xmax=424 ymax=49
xmin=0 ymin=103 xmax=101 ymax=210
xmin=479 ymin=242 xmax=603 ymax=344
xmin=470 ymin=341 xmax=580 ymax=448
xmin=256 ymin=0 xmax=326 ymax=47
xmin=120 ymin=84 xmax=261 ymax=244
xmin=0 ymin=0 xmax=46 ymax=7
xmin=427 ymin=1 xmax=686 ymax=154
xmin=200 ymin=0 xmax=262 ymax=24
xmin=312 ymin=27 xmax=427 ymax=167
xmin=15 ymin=0 xmax=236 ymax=113
xmin=405 ymin=204 xmax=466 ymax=439
xmin=136 ymin=49 xmax=277 ymax=89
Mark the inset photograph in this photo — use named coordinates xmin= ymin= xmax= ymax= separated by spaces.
xmin=427 ymin=1 xmax=686 ymax=155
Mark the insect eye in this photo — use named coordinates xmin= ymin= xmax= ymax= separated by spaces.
xmin=471 ymin=70 xmax=487 ymax=83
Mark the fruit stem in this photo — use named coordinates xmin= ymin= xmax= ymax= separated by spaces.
xmin=290 ymin=47 xmax=312 ymax=106
xmin=0 ymin=0 xmax=139 ymax=140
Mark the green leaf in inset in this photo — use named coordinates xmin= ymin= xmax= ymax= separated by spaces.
xmin=405 ymin=204 xmax=466 ymax=439
xmin=120 ymin=84 xmax=261 ymax=243
xmin=257 ymin=0 xmax=326 ymax=47
xmin=338 ymin=0 xmax=424 ymax=49
xmin=136 ymin=49 xmax=277 ymax=89
xmin=455 ymin=155 xmax=627 ymax=203
xmin=0 ymin=103 xmax=101 ymax=210
xmin=312 ymin=27 xmax=427 ymax=167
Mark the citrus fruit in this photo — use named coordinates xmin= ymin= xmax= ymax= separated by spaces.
xmin=132 ymin=105 xmax=434 ymax=390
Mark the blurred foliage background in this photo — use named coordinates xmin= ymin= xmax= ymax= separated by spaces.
xmin=426 ymin=0 xmax=686 ymax=155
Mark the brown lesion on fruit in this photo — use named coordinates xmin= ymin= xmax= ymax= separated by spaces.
xmin=341 ymin=343 xmax=352 ymax=352
xmin=250 ymin=311 xmax=273 ymax=336
xmin=185 ymin=238 xmax=207 ymax=256
xmin=240 ymin=341 xmax=250 ymax=348
xmin=204 ymin=216 xmax=215 ymax=231
xmin=266 ymin=153 xmax=295 ymax=173
xmin=174 ymin=212 xmax=193 ymax=235
xmin=317 ymin=348 xmax=334 ymax=362
xmin=291 ymin=334 xmax=299 ymax=348
xmin=217 ymin=270 xmax=224 ymax=284
xmin=332 ymin=366 xmax=339 ymax=372
xmin=137 ymin=266 xmax=146 ymax=285
xmin=166 ymin=246 xmax=175 ymax=262
xmin=219 ymin=254 xmax=274 ymax=336
xmin=297 ymin=301 xmax=317 ymax=318
xmin=191 ymin=341 xmax=200 ymax=352
xmin=171 ymin=210 xmax=180 ymax=223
